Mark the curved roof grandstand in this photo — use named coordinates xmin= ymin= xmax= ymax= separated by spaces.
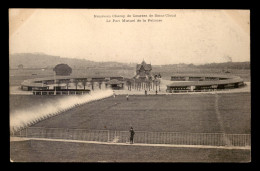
xmin=20 ymin=75 xmax=124 ymax=90
xmin=167 ymin=73 xmax=244 ymax=88
xmin=20 ymin=72 xmax=245 ymax=92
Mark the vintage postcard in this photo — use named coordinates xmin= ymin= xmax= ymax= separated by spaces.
xmin=9 ymin=9 xmax=250 ymax=162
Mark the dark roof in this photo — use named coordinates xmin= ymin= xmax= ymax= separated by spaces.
xmin=136 ymin=60 xmax=152 ymax=71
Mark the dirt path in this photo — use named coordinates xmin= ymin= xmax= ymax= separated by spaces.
xmin=10 ymin=136 xmax=250 ymax=150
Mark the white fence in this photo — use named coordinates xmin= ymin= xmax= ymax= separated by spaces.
xmin=12 ymin=127 xmax=251 ymax=147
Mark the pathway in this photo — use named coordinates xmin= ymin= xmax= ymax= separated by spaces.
xmin=10 ymin=137 xmax=250 ymax=150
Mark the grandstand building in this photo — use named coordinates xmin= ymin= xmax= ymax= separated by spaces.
xmin=19 ymin=61 xmax=245 ymax=94
xmin=166 ymin=74 xmax=245 ymax=92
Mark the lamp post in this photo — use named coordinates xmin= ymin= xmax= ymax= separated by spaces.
xmin=155 ymin=79 xmax=158 ymax=92
xmin=158 ymin=78 xmax=161 ymax=91
xmin=154 ymin=78 xmax=160 ymax=94
xmin=54 ymin=71 xmax=56 ymax=95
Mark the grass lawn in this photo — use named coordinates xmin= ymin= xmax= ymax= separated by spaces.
xmin=9 ymin=87 xmax=251 ymax=162
xmin=10 ymin=140 xmax=251 ymax=162
xmin=11 ymin=92 xmax=250 ymax=134
xmin=9 ymin=65 xmax=251 ymax=162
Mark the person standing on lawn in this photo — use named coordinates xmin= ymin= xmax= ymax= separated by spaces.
xmin=129 ymin=127 xmax=135 ymax=144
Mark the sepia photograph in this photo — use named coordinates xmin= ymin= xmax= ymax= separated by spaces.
xmin=9 ymin=9 xmax=250 ymax=162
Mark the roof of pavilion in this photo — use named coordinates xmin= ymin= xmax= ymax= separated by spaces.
xmin=136 ymin=60 xmax=152 ymax=71
xmin=167 ymin=74 xmax=244 ymax=87
xmin=21 ymin=75 xmax=125 ymax=87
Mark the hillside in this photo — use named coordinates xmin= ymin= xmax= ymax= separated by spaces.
xmin=10 ymin=53 xmax=250 ymax=70
xmin=196 ymin=62 xmax=250 ymax=70
xmin=9 ymin=53 xmax=134 ymax=69
xmin=153 ymin=62 xmax=250 ymax=70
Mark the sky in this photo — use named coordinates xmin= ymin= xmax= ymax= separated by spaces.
xmin=9 ymin=9 xmax=250 ymax=65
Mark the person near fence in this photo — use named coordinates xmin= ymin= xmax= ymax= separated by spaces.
xmin=129 ymin=127 xmax=135 ymax=144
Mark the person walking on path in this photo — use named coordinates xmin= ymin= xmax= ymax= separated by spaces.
xmin=145 ymin=90 xmax=147 ymax=95
xmin=126 ymin=94 xmax=129 ymax=101
xmin=129 ymin=127 xmax=135 ymax=144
